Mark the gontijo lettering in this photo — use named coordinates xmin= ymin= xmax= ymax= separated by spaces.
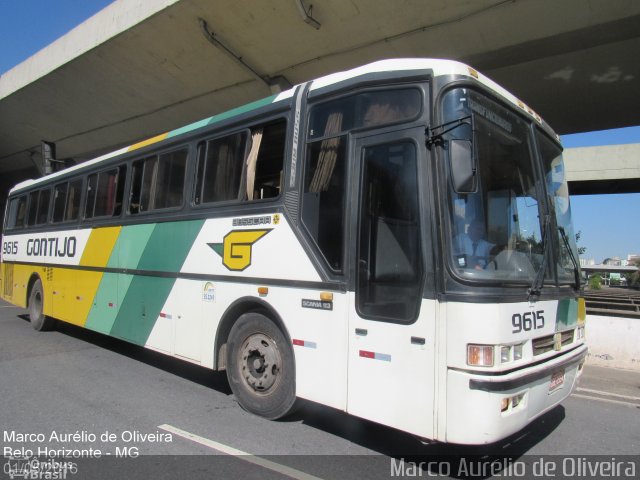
xmin=26 ymin=236 xmax=77 ymax=257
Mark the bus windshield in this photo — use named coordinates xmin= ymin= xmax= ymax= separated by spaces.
xmin=538 ymin=133 xmax=581 ymax=285
xmin=442 ymin=88 xmax=550 ymax=283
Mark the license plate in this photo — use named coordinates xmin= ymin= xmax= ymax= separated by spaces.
xmin=549 ymin=370 xmax=565 ymax=393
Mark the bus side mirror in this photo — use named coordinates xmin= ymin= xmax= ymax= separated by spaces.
xmin=449 ymin=139 xmax=477 ymax=193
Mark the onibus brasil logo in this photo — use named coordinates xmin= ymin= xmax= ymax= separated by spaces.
xmin=208 ymin=229 xmax=271 ymax=271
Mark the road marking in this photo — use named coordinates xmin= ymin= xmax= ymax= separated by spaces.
xmin=571 ymin=393 xmax=640 ymax=408
xmin=576 ymin=387 xmax=640 ymax=402
xmin=0 ymin=305 xmax=20 ymax=308
xmin=158 ymin=424 xmax=323 ymax=480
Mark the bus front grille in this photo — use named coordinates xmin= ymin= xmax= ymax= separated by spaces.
xmin=532 ymin=330 xmax=574 ymax=355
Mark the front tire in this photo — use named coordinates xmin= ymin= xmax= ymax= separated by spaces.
xmin=29 ymin=279 xmax=55 ymax=331
xmin=226 ymin=312 xmax=297 ymax=420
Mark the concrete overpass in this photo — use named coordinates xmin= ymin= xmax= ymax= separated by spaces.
xmin=1 ymin=0 xmax=640 ymax=197
xmin=581 ymin=264 xmax=640 ymax=275
xmin=564 ymin=143 xmax=640 ymax=195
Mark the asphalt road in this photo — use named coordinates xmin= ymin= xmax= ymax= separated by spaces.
xmin=1 ymin=299 xmax=638 ymax=479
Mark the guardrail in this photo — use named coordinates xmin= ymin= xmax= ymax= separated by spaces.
xmin=584 ymin=289 xmax=640 ymax=319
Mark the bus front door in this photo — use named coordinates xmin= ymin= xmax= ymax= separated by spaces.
xmin=347 ymin=132 xmax=436 ymax=438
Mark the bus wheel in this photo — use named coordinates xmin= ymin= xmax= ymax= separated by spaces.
xmin=28 ymin=279 xmax=55 ymax=331
xmin=226 ymin=312 xmax=297 ymax=420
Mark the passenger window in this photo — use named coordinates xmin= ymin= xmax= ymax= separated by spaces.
xmin=308 ymin=89 xmax=420 ymax=140
xmin=302 ymin=110 xmax=347 ymax=272
xmin=195 ymin=132 xmax=247 ymax=204
xmin=52 ymin=183 xmax=68 ymax=223
xmin=194 ymin=119 xmax=286 ymax=206
xmin=5 ymin=196 xmax=27 ymax=229
xmin=130 ymin=156 xmax=155 ymax=214
xmin=35 ymin=189 xmax=51 ymax=225
xmin=65 ymin=179 xmax=82 ymax=221
xmin=154 ymin=150 xmax=187 ymax=209
xmin=130 ymin=148 xmax=187 ymax=213
xmin=27 ymin=191 xmax=39 ymax=226
xmin=246 ymin=119 xmax=286 ymax=200
xmin=86 ymin=167 xmax=126 ymax=218
xmin=85 ymin=174 xmax=98 ymax=219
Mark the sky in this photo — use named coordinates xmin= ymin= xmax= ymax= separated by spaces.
xmin=561 ymin=129 xmax=640 ymax=263
xmin=1 ymin=1 xmax=638 ymax=263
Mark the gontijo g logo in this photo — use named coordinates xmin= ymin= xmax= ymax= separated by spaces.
xmin=208 ymin=229 xmax=271 ymax=271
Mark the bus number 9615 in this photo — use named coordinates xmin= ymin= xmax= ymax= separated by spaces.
xmin=512 ymin=311 xmax=544 ymax=333
xmin=2 ymin=241 xmax=18 ymax=256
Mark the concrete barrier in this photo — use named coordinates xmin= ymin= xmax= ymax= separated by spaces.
xmin=585 ymin=314 xmax=640 ymax=371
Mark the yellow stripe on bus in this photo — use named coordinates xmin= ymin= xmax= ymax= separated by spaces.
xmin=80 ymin=227 xmax=122 ymax=267
xmin=54 ymin=226 xmax=122 ymax=326
xmin=128 ymin=133 xmax=168 ymax=152
xmin=46 ymin=267 xmax=97 ymax=326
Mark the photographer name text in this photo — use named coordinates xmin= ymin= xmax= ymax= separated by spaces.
xmin=3 ymin=429 xmax=173 ymax=459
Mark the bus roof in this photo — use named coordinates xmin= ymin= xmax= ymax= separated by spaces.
xmin=10 ymin=58 xmax=550 ymax=194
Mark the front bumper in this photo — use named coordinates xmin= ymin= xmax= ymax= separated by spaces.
xmin=445 ymin=344 xmax=587 ymax=444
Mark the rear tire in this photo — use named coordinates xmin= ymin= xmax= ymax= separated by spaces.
xmin=29 ymin=279 xmax=55 ymax=331
xmin=226 ymin=312 xmax=297 ymax=420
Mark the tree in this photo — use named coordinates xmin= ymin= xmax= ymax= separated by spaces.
xmin=624 ymin=258 xmax=640 ymax=288
xmin=575 ymin=230 xmax=586 ymax=256
xmin=588 ymin=273 xmax=602 ymax=290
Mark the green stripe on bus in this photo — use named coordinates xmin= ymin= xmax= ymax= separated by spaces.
xmin=109 ymin=275 xmax=176 ymax=345
xmin=84 ymin=272 xmax=133 ymax=334
xmin=136 ymin=220 xmax=204 ymax=272
xmin=108 ymin=223 xmax=157 ymax=269
xmin=167 ymin=95 xmax=278 ymax=139
xmin=556 ymin=298 xmax=578 ymax=330
xmin=85 ymin=224 xmax=158 ymax=333
xmin=108 ymin=219 xmax=204 ymax=345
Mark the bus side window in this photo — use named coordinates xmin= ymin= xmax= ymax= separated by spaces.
xmin=93 ymin=170 xmax=117 ymax=217
xmin=5 ymin=196 xmax=27 ymax=230
xmin=302 ymin=110 xmax=347 ymax=272
xmin=129 ymin=157 xmax=147 ymax=214
xmin=154 ymin=149 xmax=187 ymax=209
xmin=113 ymin=166 xmax=127 ymax=216
xmin=35 ymin=189 xmax=51 ymax=225
xmin=86 ymin=167 xmax=125 ymax=218
xmin=130 ymin=149 xmax=185 ymax=212
xmin=27 ymin=190 xmax=39 ymax=226
xmin=140 ymin=156 xmax=158 ymax=212
xmin=245 ymin=119 xmax=286 ymax=201
xmin=193 ymin=144 xmax=205 ymax=205
xmin=52 ymin=183 xmax=68 ymax=223
xmin=196 ymin=132 xmax=247 ymax=204
xmin=85 ymin=174 xmax=98 ymax=219
xmin=65 ymin=179 xmax=82 ymax=221
xmin=98 ymin=170 xmax=115 ymax=217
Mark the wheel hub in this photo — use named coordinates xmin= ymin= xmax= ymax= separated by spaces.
xmin=240 ymin=333 xmax=281 ymax=392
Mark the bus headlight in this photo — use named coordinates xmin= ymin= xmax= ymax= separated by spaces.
xmin=513 ymin=344 xmax=523 ymax=361
xmin=467 ymin=345 xmax=494 ymax=367
xmin=501 ymin=346 xmax=511 ymax=363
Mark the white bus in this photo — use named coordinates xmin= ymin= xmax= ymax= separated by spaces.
xmin=1 ymin=59 xmax=586 ymax=444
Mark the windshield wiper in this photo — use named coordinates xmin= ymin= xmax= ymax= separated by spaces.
xmin=426 ymin=115 xmax=471 ymax=147
xmin=558 ymin=226 xmax=582 ymax=290
xmin=528 ymin=215 xmax=551 ymax=301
